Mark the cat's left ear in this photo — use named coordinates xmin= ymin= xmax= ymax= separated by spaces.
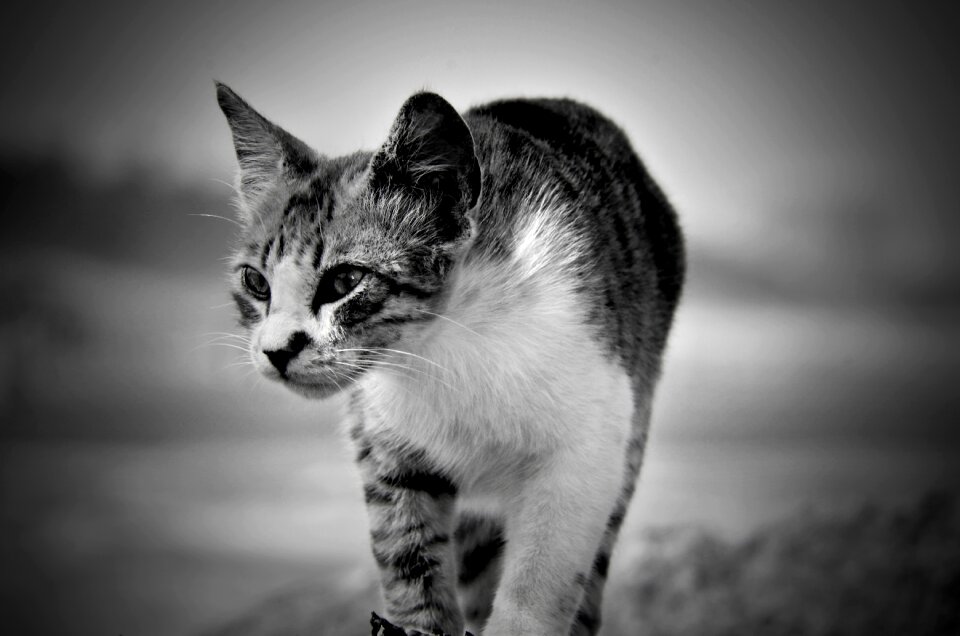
xmin=370 ymin=92 xmax=481 ymax=236
xmin=216 ymin=82 xmax=317 ymax=217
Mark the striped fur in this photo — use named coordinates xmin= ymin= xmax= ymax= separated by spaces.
xmin=217 ymin=84 xmax=684 ymax=635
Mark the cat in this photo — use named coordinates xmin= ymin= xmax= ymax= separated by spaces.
xmin=216 ymin=82 xmax=684 ymax=636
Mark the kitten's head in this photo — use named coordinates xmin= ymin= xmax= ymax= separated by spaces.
xmin=216 ymin=83 xmax=480 ymax=398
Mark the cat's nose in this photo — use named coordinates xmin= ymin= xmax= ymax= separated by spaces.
xmin=263 ymin=331 xmax=310 ymax=375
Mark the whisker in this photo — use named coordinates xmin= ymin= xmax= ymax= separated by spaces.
xmin=199 ymin=338 xmax=251 ymax=350
xmin=334 ymin=358 xmax=403 ymax=378
xmin=187 ymin=213 xmax=243 ymax=228
xmin=199 ymin=337 xmax=252 ymax=348
xmin=333 ymin=348 xmax=460 ymax=392
xmin=199 ymin=331 xmax=251 ymax=341
xmin=197 ymin=336 xmax=251 ymax=346
xmin=349 ymin=358 xmax=421 ymax=374
xmin=334 ymin=361 xmax=418 ymax=397
xmin=209 ymin=177 xmax=240 ymax=194
xmin=332 ymin=360 xmax=367 ymax=372
xmin=335 ymin=347 xmax=449 ymax=372
xmin=194 ymin=342 xmax=250 ymax=353
xmin=360 ymin=359 xmax=458 ymax=393
xmin=223 ymin=359 xmax=254 ymax=372
xmin=412 ymin=309 xmax=484 ymax=338
xmin=323 ymin=366 xmax=345 ymax=393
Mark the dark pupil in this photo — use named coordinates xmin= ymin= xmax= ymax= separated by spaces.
xmin=333 ymin=270 xmax=360 ymax=295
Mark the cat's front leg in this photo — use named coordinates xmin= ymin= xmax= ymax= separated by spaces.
xmin=357 ymin=436 xmax=465 ymax=636
xmin=482 ymin=441 xmax=626 ymax=636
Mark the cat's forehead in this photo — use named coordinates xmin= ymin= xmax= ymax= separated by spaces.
xmin=236 ymin=151 xmax=418 ymax=269
xmin=289 ymin=151 xmax=370 ymax=224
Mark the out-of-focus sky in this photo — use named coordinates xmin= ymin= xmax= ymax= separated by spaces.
xmin=5 ymin=0 xmax=959 ymax=251
xmin=2 ymin=2 xmax=959 ymax=635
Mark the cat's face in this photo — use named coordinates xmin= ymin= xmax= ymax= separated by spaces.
xmin=218 ymin=85 xmax=480 ymax=398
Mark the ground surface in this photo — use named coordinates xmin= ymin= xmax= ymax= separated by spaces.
xmin=203 ymin=493 xmax=960 ymax=636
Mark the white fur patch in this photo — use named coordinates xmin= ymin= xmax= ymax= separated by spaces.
xmin=358 ymin=191 xmax=633 ymax=496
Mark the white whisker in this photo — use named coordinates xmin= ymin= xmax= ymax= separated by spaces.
xmin=322 ymin=366 xmax=345 ymax=393
xmin=209 ymin=177 xmax=241 ymax=195
xmin=223 ymin=359 xmax=254 ymax=372
xmin=199 ymin=331 xmax=251 ymax=342
xmin=333 ymin=347 xmax=460 ymax=392
xmin=332 ymin=360 xmax=367 ymax=372
xmin=361 ymin=359 xmax=458 ymax=393
xmin=335 ymin=347 xmax=449 ymax=372
xmin=195 ymin=342 xmax=250 ymax=354
xmin=335 ymin=360 xmax=419 ymax=397
xmin=412 ymin=309 xmax=484 ymax=338
xmin=188 ymin=213 xmax=243 ymax=228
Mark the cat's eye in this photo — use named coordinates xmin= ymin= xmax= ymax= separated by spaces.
xmin=241 ymin=266 xmax=270 ymax=300
xmin=312 ymin=265 xmax=367 ymax=311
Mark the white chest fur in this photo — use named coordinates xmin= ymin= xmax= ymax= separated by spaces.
xmin=355 ymin=205 xmax=635 ymax=499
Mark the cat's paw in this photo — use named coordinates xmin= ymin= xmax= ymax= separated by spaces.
xmin=370 ymin=612 xmax=409 ymax=635
xmin=369 ymin=612 xmax=475 ymax=636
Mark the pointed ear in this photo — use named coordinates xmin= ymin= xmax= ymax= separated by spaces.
xmin=370 ymin=92 xmax=481 ymax=237
xmin=215 ymin=82 xmax=317 ymax=214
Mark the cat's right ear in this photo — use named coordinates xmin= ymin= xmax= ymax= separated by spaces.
xmin=215 ymin=82 xmax=317 ymax=219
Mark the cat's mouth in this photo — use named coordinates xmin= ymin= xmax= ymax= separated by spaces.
xmin=264 ymin=362 xmax=364 ymax=399
xmin=251 ymin=342 xmax=369 ymax=398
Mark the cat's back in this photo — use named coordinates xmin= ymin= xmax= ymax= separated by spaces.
xmin=469 ymin=97 xmax=621 ymax=160
xmin=465 ymin=97 xmax=685 ymax=375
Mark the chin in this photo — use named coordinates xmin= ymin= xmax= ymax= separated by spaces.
xmin=283 ymin=380 xmax=344 ymax=399
xmin=273 ymin=373 xmax=358 ymax=399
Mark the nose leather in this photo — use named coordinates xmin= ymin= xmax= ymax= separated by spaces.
xmin=263 ymin=331 xmax=309 ymax=375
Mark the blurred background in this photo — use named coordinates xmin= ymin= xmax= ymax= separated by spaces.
xmin=2 ymin=1 xmax=959 ymax=635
